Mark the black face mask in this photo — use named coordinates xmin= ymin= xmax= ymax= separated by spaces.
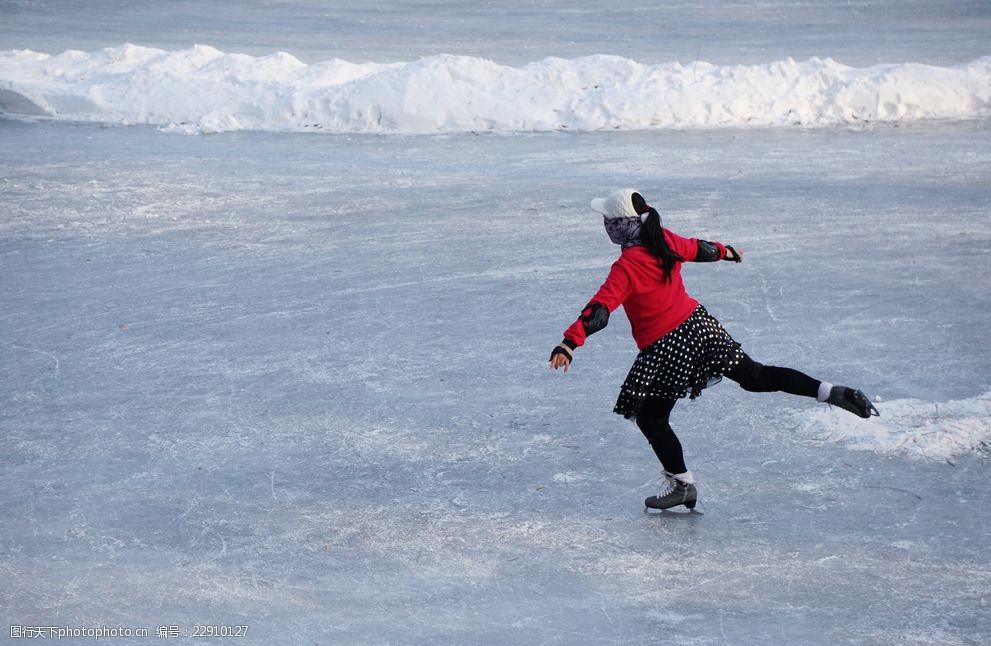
xmin=604 ymin=215 xmax=643 ymax=247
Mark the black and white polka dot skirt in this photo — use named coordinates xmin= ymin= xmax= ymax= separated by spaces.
xmin=614 ymin=305 xmax=744 ymax=419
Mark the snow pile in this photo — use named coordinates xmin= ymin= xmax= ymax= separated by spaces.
xmin=797 ymin=392 xmax=991 ymax=461
xmin=1 ymin=44 xmax=990 ymax=134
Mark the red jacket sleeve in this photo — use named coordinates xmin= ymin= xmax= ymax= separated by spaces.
xmin=665 ymin=228 xmax=726 ymax=261
xmin=563 ymin=260 xmax=632 ymax=348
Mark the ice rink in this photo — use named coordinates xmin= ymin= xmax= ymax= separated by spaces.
xmin=2 ymin=2 xmax=990 ymax=644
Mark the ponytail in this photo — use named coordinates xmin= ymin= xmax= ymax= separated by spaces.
xmin=640 ymin=207 xmax=683 ymax=283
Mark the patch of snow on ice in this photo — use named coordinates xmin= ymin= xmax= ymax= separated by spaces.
xmin=1 ymin=44 xmax=989 ymax=133
xmin=797 ymin=391 xmax=991 ymax=461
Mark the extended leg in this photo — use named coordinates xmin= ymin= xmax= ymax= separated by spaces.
xmin=726 ymin=352 xmax=879 ymax=418
xmin=725 ymin=352 xmax=819 ymax=397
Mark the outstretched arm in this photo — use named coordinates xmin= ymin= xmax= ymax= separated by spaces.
xmin=693 ymin=239 xmax=743 ymax=263
xmin=550 ymin=264 xmax=631 ymax=372
xmin=550 ymin=303 xmax=607 ymax=372
xmin=663 ymin=229 xmax=742 ymax=263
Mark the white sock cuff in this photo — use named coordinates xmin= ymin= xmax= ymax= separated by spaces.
xmin=817 ymin=381 xmax=834 ymax=402
xmin=672 ymin=470 xmax=694 ymax=484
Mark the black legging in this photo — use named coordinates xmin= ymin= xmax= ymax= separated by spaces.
xmin=635 ymin=352 xmax=819 ymax=473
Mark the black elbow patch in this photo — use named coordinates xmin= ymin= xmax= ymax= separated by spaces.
xmin=581 ymin=302 xmax=609 ymax=335
xmin=696 ymin=240 xmax=720 ymax=262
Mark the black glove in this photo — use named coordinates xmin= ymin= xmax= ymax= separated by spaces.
xmin=724 ymin=245 xmax=742 ymax=263
xmin=550 ymin=339 xmax=575 ymax=362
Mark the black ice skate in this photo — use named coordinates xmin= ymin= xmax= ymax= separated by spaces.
xmin=645 ymin=480 xmax=698 ymax=510
xmin=826 ymin=386 xmax=880 ymax=419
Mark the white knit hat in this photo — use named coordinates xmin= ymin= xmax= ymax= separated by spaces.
xmin=590 ymin=188 xmax=648 ymax=220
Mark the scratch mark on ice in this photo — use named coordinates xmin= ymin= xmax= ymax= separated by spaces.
xmin=9 ymin=344 xmax=60 ymax=377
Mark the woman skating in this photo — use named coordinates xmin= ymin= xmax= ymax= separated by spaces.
xmin=549 ymin=189 xmax=878 ymax=511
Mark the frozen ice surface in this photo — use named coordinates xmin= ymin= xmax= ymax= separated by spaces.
xmin=3 ymin=0 xmax=991 ymax=67
xmin=2 ymin=119 xmax=990 ymax=644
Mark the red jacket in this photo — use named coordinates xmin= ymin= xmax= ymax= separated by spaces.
xmin=563 ymin=230 xmax=727 ymax=350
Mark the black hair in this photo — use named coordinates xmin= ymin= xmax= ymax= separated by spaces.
xmin=633 ymin=193 xmax=683 ymax=283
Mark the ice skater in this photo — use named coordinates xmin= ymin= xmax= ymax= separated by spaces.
xmin=549 ymin=189 xmax=878 ymax=511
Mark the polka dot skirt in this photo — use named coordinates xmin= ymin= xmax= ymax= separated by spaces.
xmin=614 ymin=305 xmax=744 ymax=419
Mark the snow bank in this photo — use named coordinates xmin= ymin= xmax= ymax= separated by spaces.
xmin=1 ymin=44 xmax=989 ymax=134
xmin=797 ymin=392 xmax=991 ymax=462
xmin=0 ymin=44 xmax=991 ymax=133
